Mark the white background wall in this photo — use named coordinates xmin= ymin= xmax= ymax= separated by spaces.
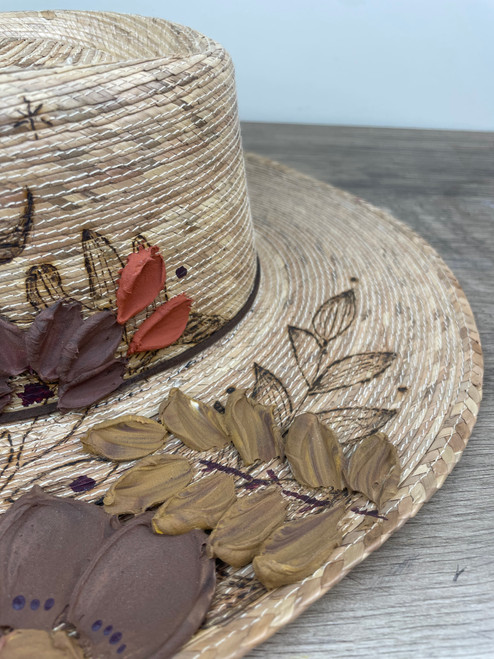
xmin=1 ymin=0 xmax=493 ymax=131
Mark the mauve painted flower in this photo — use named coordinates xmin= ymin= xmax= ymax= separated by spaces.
xmin=0 ymin=487 xmax=215 ymax=658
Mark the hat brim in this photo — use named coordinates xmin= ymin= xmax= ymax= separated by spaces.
xmin=0 ymin=153 xmax=482 ymax=657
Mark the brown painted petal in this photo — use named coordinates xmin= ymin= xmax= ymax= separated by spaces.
xmin=58 ymin=310 xmax=123 ymax=382
xmin=25 ymin=300 xmax=83 ymax=382
xmin=345 ymin=432 xmax=401 ymax=508
xmin=0 ymin=377 xmax=12 ymax=412
xmin=116 ymin=245 xmax=166 ymax=324
xmin=224 ymin=389 xmax=284 ymax=465
xmin=103 ymin=454 xmax=193 ymax=516
xmin=158 ymin=388 xmax=230 ymax=451
xmin=67 ymin=515 xmax=215 ymax=659
xmin=0 ymin=629 xmax=85 ymax=658
xmin=285 ymin=413 xmax=346 ymax=489
xmin=81 ymin=414 xmax=168 ymax=461
xmin=57 ymin=359 xmax=126 ymax=413
xmin=127 ymin=294 xmax=192 ymax=355
xmin=0 ymin=317 xmax=27 ymax=377
xmin=253 ymin=505 xmax=344 ymax=589
xmin=0 ymin=487 xmax=115 ymax=631
xmin=207 ymin=487 xmax=287 ymax=567
xmin=153 ymin=472 xmax=236 ymax=535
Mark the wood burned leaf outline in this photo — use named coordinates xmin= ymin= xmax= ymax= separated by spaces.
xmin=82 ymin=228 xmax=123 ymax=304
xmin=312 ymin=289 xmax=356 ymax=345
xmin=288 ymin=326 xmax=322 ymax=386
xmin=13 ymin=97 xmax=53 ymax=140
xmin=0 ymin=187 xmax=34 ymax=265
xmin=309 ymin=351 xmax=397 ymax=395
xmin=316 ymin=407 xmax=397 ymax=444
xmin=252 ymin=363 xmax=293 ymax=428
xmin=25 ymin=263 xmax=68 ymax=311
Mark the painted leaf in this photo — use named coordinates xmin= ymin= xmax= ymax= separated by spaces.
xmin=81 ymin=228 xmax=123 ymax=304
xmin=127 ymin=294 xmax=192 ymax=354
xmin=116 ymin=246 xmax=166 ymax=324
xmin=57 ymin=360 xmax=126 ymax=413
xmin=312 ymin=289 xmax=356 ymax=344
xmin=0 ymin=378 xmax=12 ymax=412
xmin=345 ymin=432 xmax=401 ymax=507
xmin=288 ymin=326 xmax=322 ymax=386
xmin=252 ymin=363 xmax=293 ymax=428
xmin=309 ymin=351 xmax=396 ymax=394
xmin=316 ymin=407 xmax=397 ymax=444
xmin=25 ymin=263 xmax=67 ymax=311
xmin=0 ymin=317 xmax=27 ymax=377
xmin=0 ymin=187 xmax=34 ymax=265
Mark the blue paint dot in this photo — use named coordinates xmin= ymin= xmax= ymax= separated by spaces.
xmin=110 ymin=632 xmax=122 ymax=645
xmin=12 ymin=595 xmax=25 ymax=610
xmin=30 ymin=599 xmax=40 ymax=610
xmin=44 ymin=598 xmax=55 ymax=611
xmin=176 ymin=265 xmax=187 ymax=278
xmin=103 ymin=625 xmax=113 ymax=636
xmin=91 ymin=620 xmax=103 ymax=632
xmin=117 ymin=645 xmax=126 ymax=654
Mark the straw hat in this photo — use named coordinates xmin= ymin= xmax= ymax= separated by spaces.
xmin=0 ymin=9 xmax=483 ymax=658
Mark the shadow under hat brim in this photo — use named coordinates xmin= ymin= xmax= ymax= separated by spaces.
xmin=0 ymin=153 xmax=482 ymax=657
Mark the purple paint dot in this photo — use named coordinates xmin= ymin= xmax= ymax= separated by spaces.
xmin=103 ymin=625 xmax=113 ymax=636
xmin=12 ymin=595 xmax=25 ymax=610
xmin=30 ymin=599 xmax=40 ymax=610
xmin=69 ymin=475 xmax=96 ymax=493
xmin=110 ymin=632 xmax=122 ymax=645
xmin=117 ymin=645 xmax=127 ymax=654
xmin=175 ymin=265 xmax=187 ymax=278
xmin=92 ymin=620 xmax=103 ymax=632
xmin=44 ymin=598 xmax=55 ymax=611
xmin=18 ymin=382 xmax=53 ymax=406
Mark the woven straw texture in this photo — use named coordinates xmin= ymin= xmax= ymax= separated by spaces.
xmin=0 ymin=10 xmax=483 ymax=659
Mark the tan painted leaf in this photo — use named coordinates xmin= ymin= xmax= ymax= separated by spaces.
xmin=103 ymin=454 xmax=192 ymax=515
xmin=344 ymin=432 xmax=401 ymax=508
xmin=253 ymin=505 xmax=344 ymax=589
xmin=81 ymin=414 xmax=168 ymax=461
xmin=285 ymin=413 xmax=345 ymax=489
xmin=159 ymin=388 xmax=230 ymax=451
xmin=224 ymin=389 xmax=284 ymax=465
xmin=152 ymin=472 xmax=236 ymax=535
xmin=207 ymin=487 xmax=287 ymax=567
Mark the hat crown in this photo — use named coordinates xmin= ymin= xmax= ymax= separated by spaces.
xmin=0 ymin=11 xmax=256 ymax=352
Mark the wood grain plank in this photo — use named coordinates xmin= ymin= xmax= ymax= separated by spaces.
xmin=241 ymin=123 xmax=494 ymax=659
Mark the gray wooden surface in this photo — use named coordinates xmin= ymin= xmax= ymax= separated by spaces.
xmin=240 ymin=123 xmax=494 ymax=659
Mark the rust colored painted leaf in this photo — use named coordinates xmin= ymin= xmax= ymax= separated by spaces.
xmin=345 ymin=432 xmax=401 ymax=508
xmin=127 ymin=294 xmax=192 ymax=355
xmin=116 ymin=245 xmax=166 ymax=324
xmin=309 ymin=351 xmax=396 ymax=394
xmin=153 ymin=472 xmax=236 ymax=535
xmin=25 ymin=299 xmax=83 ymax=382
xmin=207 ymin=487 xmax=287 ymax=567
xmin=25 ymin=263 xmax=67 ymax=311
xmin=0 ymin=487 xmax=114 ymax=631
xmin=285 ymin=413 xmax=345 ymax=489
xmin=158 ymin=387 xmax=230 ymax=451
xmin=253 ymin=505 xmax=344 ymax=589
xmin=0 ymin=630 xmax=84 ymax=658
xmin=224 ymin=389 xmax=284 ymax=465
xmin=82 ymin=414 xmax=168 ymax=461
xmin=57 ymin=360 xmax=126 ymax=413
xmin=312 ymin=289 xmax=356 ymax=344
xmin=57 ymin=310 xmax=123 ymax=382
xmin=0 ymin=316 xmax=27 ymax=377
xmin=103 ymin=454 xmax=193 ymax=515
xmin=67 ymin=516 xmax=215 ymax=659
xmin=252 ymin=363 xmax=293 ymax=428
